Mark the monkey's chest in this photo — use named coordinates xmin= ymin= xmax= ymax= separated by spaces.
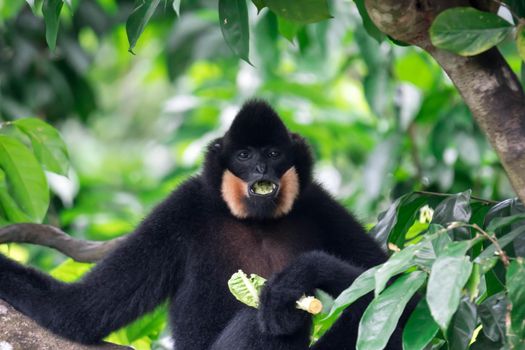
xmin=217 ymin=219 xmax=321 ymax=279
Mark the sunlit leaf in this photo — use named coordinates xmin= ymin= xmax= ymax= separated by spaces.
xmin=172 ymin=0 xmax=181 ymax=16
xmin=0 ymin=169 xmax=32 ymax=223
xmin=374 ymin=244 xmax=418 ymax=295
xmin=42 ymin=0 xmax=64 ymax=52
xmin=357 ymin=271 xmax=426 ymax=350
xmin=218 ymin=0 xmax=251 ymax=63
xmin=266 ymin=0 xmax=331 ymax=24
xmin=14 ymin=118 xmax=69 ymax=176
xmin=430 ymin=7 xmax=513 ymax=56
xmin=427 ymin=256 xmax=473 ymax=330
xmin=50 ymin=258 xmax=93 ymax=282
xmin=402 ymin=298 xmax=439 ymax=350
xmin=126 ymin=0 xmax=162 ymax=53
xmin=322 ymin=266 xmax=380 ymax=324
xmin=0 ymin=135 xmax=49 ymax=223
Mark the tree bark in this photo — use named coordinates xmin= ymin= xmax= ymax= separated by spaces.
xmin=0 ymin=300 xmax=130 ymax=350
xmin=0 ymin=224 xmax=126 ymax=263
xmin=365 ymin=0 xmax=525 ymax=204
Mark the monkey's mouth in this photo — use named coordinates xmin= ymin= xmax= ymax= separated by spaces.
xmin=249 ymin=180 xmax=279 ymax=196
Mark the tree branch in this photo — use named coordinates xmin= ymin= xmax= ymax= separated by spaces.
xmin=0 ymin=224 xmax=126 ymax=263
xmin=0 ymin=300 xmax=131 ymax=350
xmin=364 ymin=0 xmax=525 ymax=204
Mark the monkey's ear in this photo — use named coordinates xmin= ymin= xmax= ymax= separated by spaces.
xmin=208 ymin=138 xmax=223 ymax=153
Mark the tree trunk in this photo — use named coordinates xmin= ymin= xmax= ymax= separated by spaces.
xmin=0 ymin=300 xmax=130 ymax=350
xmin=364 ymin=0 xmax=525 ymax=204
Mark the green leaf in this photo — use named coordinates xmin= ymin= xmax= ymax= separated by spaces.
xmin=374 ymin=244 xmax=418 ymax=295
xmin=478 ymin=292 xmax=507 ymax=342
xmin=354 ymin=0 xmax=384 ymax=43
xmin=172 ymin=0 xmax=181 ymax=16
xmin=446 ymin=297 xmax=477 ymax=350
xmin=0 ymin=169 xmax=32 ymax=223
xmin=323 ymin=266 xmax=380 ymax=323
xmin=506 ymin=0 xmax=525 ymax=18
xmin=277 ymin=16 xmax=302 ymax=42
xmin=430 ymin=7 xmax=513 ymax=56
xmin=219 ymin=0 xmax=251 ymax=63
xmin=0 ymin=135 xmax=49 ymax=223
xmin=431 ymin=190 xmax=472 ymax=225
xmin=13 ymin=118 xmax=69 ymax=176
xmin=475 ymin=225 xmax=525 ymax=264
xmin=266 ymin=0 xmax=331 ymax=24
xmin=25 ymin=0 xmax=43 ymax=14
xmin=50 ymin=258 xmax=93 ymax=282
xmin=357 ymin=271 xmax=426 ymax=350
xmin=431 ymin=190 xmax=472 ymax=240
xmin=228 ymin=270 xmax=266 ymax=308
xmin=251 ymin=0 xmax=266 ymax=13
xmin=369 ymin=195 xmax=404 ymax=247
xmin=486 ymin=213 xmax=525 ymax=232
xmin=126 ymin=0 xmax=162 ymax=53
xmin=402 ymin=299 xmax=439 ymax=350
xmin=507 ymin=258 xmax=525 ymax=347
xmin=516 ymin=23 xmax=525 ymax=61
xmin=427 ymin=256 xmax=473 ymax=330
xmin=42 ymin=0 xmax=64 ymax=52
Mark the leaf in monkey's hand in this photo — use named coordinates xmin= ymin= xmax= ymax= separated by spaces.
xmin=228 ymin=270 xmax=267 ymax=308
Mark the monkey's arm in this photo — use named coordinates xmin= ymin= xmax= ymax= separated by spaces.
xmin=301 ymin=184 xmax=389 ymax=268
xmin=0 ymin=185 xmax=196 ymax=344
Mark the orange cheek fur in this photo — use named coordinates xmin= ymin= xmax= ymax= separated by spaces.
xmin=221 ymin=167 xmax=300 ymax=219
xmin=274 ymin=167 xmax=300 ymax=218
xmin=221 ymin=170 xmax=249 ymax=219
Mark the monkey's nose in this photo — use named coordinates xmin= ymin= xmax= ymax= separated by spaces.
xmin=255 ymin=163 xmax=267 ymax=174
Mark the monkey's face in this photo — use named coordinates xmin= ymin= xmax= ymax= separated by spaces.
xmin=221 ymin=144 xmax=300 ymax=220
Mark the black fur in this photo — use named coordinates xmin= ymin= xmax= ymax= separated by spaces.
xmin=0 ymin=101 xmax=406 ymax=349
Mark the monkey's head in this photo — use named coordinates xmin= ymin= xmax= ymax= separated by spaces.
xmin=204 ymin=100 xmax=313 ymax=220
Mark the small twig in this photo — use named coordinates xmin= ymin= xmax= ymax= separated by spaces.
xmin=0 ymin=223 xmax=127 ymax=263
xmin=471 ymin=223 xmax=510 ymax=267
xmin=414 ymin=190 xmax=499 ymax=205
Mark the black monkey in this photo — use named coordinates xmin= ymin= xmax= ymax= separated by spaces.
xmin=0 ymin=101 xmax=405 ymax=349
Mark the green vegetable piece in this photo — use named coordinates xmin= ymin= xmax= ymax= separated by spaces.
xmin=228 ymin=270 xmax=267 ymax=308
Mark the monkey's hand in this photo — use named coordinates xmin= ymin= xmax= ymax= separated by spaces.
xmin=257 ymin=251 xmax=364 ymax=336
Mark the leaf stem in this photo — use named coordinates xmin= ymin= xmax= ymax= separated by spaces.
xmin=470 ymin=223 xmax=510 ymax=267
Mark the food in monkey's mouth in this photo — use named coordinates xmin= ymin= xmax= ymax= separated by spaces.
xmin=250 ymin=181 xmax=278 ymax=196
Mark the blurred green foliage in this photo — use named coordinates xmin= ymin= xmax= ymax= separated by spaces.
xmin=0 ymin=0 xmax=523 ymax=348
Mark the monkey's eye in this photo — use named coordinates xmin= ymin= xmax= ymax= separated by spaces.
xmin=268 ymin=150 xmax=281 ymax=159
xmin=237 ymin=150 xmax=251 ymax=160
